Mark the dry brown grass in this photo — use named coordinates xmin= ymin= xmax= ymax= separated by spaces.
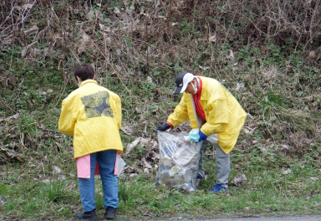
xmin=0 ymin=0 xmax=320 ymax=77
xmin=0 ymin=0 xmax=321 ymax=162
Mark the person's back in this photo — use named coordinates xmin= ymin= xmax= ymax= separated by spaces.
xmin=58 ymin=63 xmax=123 ymax=220
xmin=198 ymin=76 xmax=246 ymax=153
xmin=60 ymin=79 xmax=123 ymax=159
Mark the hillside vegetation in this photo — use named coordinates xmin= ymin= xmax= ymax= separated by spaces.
xmin=0 ymin=0 xmax=321 ymax=220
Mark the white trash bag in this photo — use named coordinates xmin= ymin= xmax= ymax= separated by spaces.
xmin=156 ymin=131 xmax=202 ymax=192
xmin=117 ymin=155 xmax=126 ymax=177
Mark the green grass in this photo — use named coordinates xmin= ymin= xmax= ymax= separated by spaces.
xmin=0 ymin=145 xmax=320 ymax=220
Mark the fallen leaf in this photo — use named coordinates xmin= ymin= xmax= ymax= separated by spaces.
xmin=230 ymin=174 xmax=247 ymax=186
xmin=209 ymin=34 xmax=216 ymax=42
xmin=121 ymin=126 xmax=133 ymax=136
xmin=142 ymin=157 xmax=152 ymax=169
xmin=125 ymin=138 xmax=141 ymax=155
xmin=310 ymin=177 xmax=319 ymax=181
xmin=282 ymin=168 xmax=291 ymax=175
xmin=53 ymin=166 xmax=62 ymax=175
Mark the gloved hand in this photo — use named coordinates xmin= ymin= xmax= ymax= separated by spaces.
xmin=157 ymin=123 xmax=171 ymax=131
xmin=198 ymin=131 xmax=207 ymax=141
xmin=185 ymin=128 xmax=200 ymax=142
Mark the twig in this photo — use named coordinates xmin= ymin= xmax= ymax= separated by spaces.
xmin=54 ymin=76 xmax=67 ymax=108
xmin=90 ymin=39 xmax=132 ymax=95
xmin=304 ymin=0 xmax=320 ymax=50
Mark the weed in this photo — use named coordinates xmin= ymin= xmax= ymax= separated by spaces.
xmin=0 ymin=0 xmax=320 ymax=220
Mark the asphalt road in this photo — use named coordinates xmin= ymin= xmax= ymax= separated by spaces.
xmin=152 ymin=215 xmax=322 ymax=221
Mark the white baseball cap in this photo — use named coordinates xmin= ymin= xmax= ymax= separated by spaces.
xmin=174 ymin=71 xmax=195 ymax=94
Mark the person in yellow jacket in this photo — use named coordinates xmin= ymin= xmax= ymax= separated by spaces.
xmin=58 ymin=64 xmax=123 ymax=220
xmin=157 ymin=71 xmax=246 ymax=192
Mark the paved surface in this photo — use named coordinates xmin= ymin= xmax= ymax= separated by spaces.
xmin=152 ymin=215 xmax=321 ymax=221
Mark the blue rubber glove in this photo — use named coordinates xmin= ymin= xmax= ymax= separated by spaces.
xmin=198 ymin=131 xmax=207 ymax=141
xmin=184 ymin=129 xmax=200 ymax=142
xmin=157 ymin=123 xmax=171 ymax=131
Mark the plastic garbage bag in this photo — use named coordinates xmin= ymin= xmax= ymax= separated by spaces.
xmin=207 ymin=133 xmax=218 ymax=145
xmin=117 ymin=155 xmax=126 ymax=177
xmin=156 ymin=131 xmax=202 ymax=193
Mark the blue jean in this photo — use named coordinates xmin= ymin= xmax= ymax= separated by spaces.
xmin=78 ymin=150 xmax=118 ymax=212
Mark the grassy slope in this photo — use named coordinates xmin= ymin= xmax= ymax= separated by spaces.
xmin=0 ymin=0 xmax=321 ymax=220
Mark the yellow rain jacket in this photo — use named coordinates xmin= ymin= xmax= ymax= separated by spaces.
xmin=58 ymin=80 xmax=123 ymax=159
xmin=167 ymin=76 xmax=246 ymax=154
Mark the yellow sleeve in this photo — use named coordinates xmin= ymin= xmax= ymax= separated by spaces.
xmin=58 ymin=97 xmax=77 ymax=136
xmin=167 ymin=95 xmax=189 ymax=127
xmin=200 ymin=97 xmax=228 ymax=136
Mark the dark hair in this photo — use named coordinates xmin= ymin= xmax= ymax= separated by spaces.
xmin=74 ymin=64 xmax=95 ymax=81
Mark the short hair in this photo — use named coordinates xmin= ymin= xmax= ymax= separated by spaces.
xmin=74 ymin=64 xmax=94 ymax=81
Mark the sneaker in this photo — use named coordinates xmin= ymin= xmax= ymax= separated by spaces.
xmin=105 ymin=207 xmax=117 ymax=220
xmin=209 ymin=184 xmax=228 ymax=193
xmin=75 ymin=210 xmax=98 ymax=220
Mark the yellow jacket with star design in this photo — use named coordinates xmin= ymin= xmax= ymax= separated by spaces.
xmin=58 ymin=80 xmax=123 ymax=159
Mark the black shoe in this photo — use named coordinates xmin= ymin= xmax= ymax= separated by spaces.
xmin=75 ymin=210 xmax=98 ymax=220
xmin=105 ymin=207 xmax=117 ymax=220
